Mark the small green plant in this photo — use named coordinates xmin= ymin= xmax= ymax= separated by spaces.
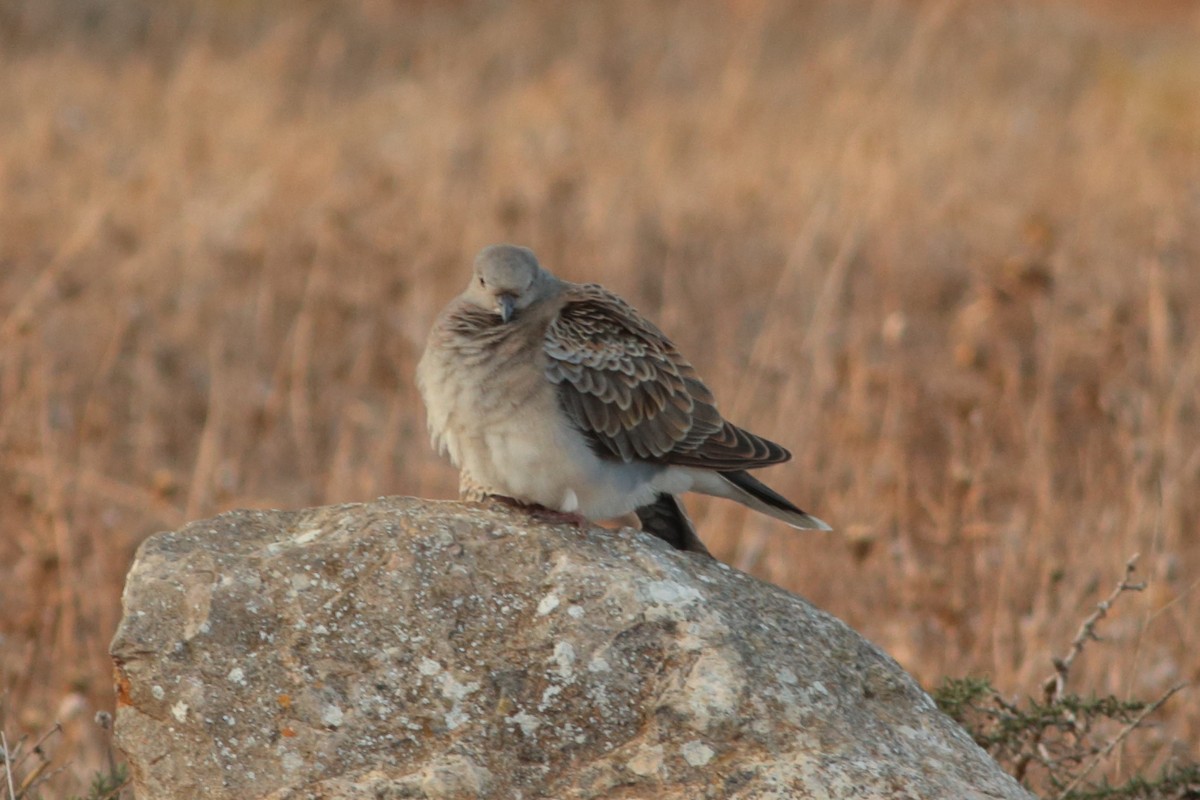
xmin=66 ymin=762 xmax=127 ymax=800
xmin=936 ymin=676 xmax=1194 ymax=798
xmin=934 ymin=556 xmax=1196 ymax=800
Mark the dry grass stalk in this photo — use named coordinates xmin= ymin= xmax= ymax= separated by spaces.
xmin=2 ymin=731 xmax=14 ymax=800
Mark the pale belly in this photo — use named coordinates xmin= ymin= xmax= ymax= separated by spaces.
xmin=459 ymin=393 xmax=676 ymax=519
xmin=421 ymin=356 xmax=687 ymax=518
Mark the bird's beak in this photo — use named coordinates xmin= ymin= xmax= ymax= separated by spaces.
xmin=497 ymin=293 xmax=517 ymax=323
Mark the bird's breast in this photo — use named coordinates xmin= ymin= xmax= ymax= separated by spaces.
xmin=418 ymin=309 xmax=670 ymax=518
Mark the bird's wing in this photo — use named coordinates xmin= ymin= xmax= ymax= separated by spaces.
xmin=543 ymin=284 xmax=790 ymax=470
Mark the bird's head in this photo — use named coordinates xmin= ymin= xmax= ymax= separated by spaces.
xmin=464 ymin=244 xmax=556 ymax=323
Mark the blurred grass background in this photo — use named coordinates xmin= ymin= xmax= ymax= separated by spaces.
xmin=0 ymin=0 xmax=1197 ymax=793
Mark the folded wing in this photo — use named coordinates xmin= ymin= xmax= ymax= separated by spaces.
xmin=544 ymin=284 xmax=790 ymax=470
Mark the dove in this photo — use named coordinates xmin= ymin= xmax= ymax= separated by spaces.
xmin=416 ymin=244 xmax=830 ymax=556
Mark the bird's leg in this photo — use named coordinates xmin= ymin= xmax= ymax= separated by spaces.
xmin=485 ymin=493 xmax=530 ymax=510
xmin=529 ymin=506 xmax=589 ymax=528
xmin=485 ymin=494 xmax=588 ymax=528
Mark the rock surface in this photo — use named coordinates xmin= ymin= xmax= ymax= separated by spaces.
xmin=111 ymin=497 xmax=1032 ymax=799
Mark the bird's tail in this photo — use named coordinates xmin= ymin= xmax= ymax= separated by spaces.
xmin=717 ymin=470 xmax=831 ymax=531
xmin=634 ymin=493 xmax=712 ymax=556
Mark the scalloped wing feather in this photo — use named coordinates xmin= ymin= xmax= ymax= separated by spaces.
xmin=544 ymin=284 xmax=791 ymax=469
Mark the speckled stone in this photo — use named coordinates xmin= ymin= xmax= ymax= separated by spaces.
xmin=111 ymin=497 xmax=1032 ymax=800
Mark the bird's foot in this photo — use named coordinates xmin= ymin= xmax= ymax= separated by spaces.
xmin=529 ymin=506 xmax=589 ymax=528
xmin=486 ymin=495 xmax=588 ymax=527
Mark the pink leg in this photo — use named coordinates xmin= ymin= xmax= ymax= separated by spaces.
xmin=529 ymin=506 xmax=589 ymax=528
xmin=486 ymin=495 xmax=588 ymax=527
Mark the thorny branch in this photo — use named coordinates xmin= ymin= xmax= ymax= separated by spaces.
xmin=937 ymin=553 xmax=1194 ymax=797
xmin=1006 ymin=554 xmax=1147 ymax=783
xmin=1043 ymin=553 xmax=1145 ymax=705
xmin=1053 ymin=684 xmax=1186 ymax=800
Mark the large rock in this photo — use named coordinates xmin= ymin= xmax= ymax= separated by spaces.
xmin=111 ymin=497 xmax=1031 ymax=799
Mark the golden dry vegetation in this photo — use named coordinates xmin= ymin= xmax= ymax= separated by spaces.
xmin=1 ymin=0 xmax=1198 ymax=794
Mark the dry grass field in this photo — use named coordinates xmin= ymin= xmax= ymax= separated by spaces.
xmin=1 ymin=0 xmax=1198 ymax=794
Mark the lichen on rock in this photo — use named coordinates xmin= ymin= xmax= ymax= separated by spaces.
xmin=111 ymin=497 xmax=1032 ymax=799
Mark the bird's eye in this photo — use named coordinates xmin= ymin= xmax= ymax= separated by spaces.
xmin=478 ymin=277 xmax=486 ymax=288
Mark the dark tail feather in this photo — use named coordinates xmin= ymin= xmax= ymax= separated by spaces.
xmin=719 ymin=470 xmax=832 ymax=531
xmin=634 ymin=493 xmax=712 ymax=557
